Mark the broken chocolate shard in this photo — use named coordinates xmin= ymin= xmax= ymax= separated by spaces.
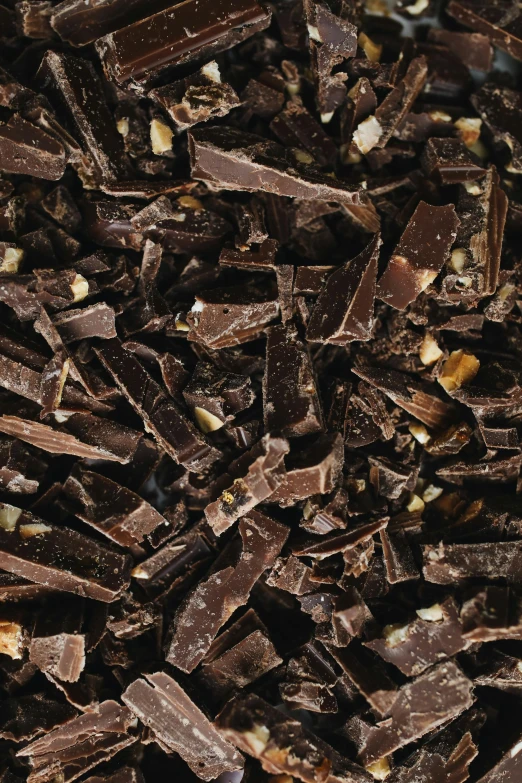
xmin=216 ymin=692 xmax=372 ymax=783
xmin=0 ymin=693 xmax=77 ymax=742
xmin=447 ymin=0 xmax=522 ymax=63
xmin=167 ymin=511 xmax=288 ymax=672
xmin=122 ymin=672 xmax=243 ymax=780
xmin=0 ymin=502 xmax=130 ymax=602
xmin=421 ymin=137 xmax=487 ymax=184
xmin=307 ymin=234 xmax=380 ymax=344
xmin=29 ymin=598 xmax=85 ymax=683
xmin=475 ymin=730 xmax=522 ymax=783
xmin=189 ymin=126 xmax=364 ymax=203
xmin=348 ymin=661 xmax=474 ymax=766
xmin=365 ymin=596 xmax=468 ymax=676
xmin=471 ymin=82 xmax=522 ymax=174
xmin=96 ymin=0 xmax=271 ymax=86
xmin=18 ymin=700 xmax=137 ymax=783
xmin=332 ymin=643 xmax=398 ymax=716
xmin=182 ymin=361 xmax=254 ymax=430
xmin=461 ymin=586 xmax=522 ymax=641
xmin=292 ymin=517 xmax=388 ymax=559
xmin=96 ymin=338 xmax=220 ymax=472
xmin=52 ymin=304 xmax=117 ymax=344
xmin=63 ymin=464 xmax=167 ymax=547
xmin=270 ymin=100 xmax=337 ymax=167
xmin=0 ymin=115 xmax=66 ymax=180
xmin=376 ymin=201 xmax=460 ymax=310
xmin=269 ymin=432 xmax=344 ymax=506
xmin=423 ymin=541 xmax=522 ymax=584
xmin=428 ymin=28 xmax=493 ymax=72
xmin=380 ymin=529 xmax=420 ymax=584
xmin=264 ymin=323 xmax=323 ymax=437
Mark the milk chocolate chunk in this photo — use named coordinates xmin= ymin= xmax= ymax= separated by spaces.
xmin=189 ymin=127 xmax=364 ymax=203
xmin=37 ymin=51 xmax=130 ymax=184
xmin=18 ymin=701 xmax=137 ymax=783
xmin=376 ymin=202 xmax=459 ymax=310
xmin=471 ymin=83 xmax=522 ymax=173
xmin=167 ymin=511 xmax=288 ymax=672
xmin=96 ymin=339 xmax=219 ymax=471
xmin=52 ymin=304 xmax=117 ymax=344
xmin=366 ymin=597 xmax=467 ymax=676
xmin=447 ymin=0 xmax=522 ymax=63
xmin=306 ymin=234 xmax=380 ymax=344
xmin=96 ymin=0 xmax=271 ymax=86
xmin=29 ymin=598 xmax=85 ymax=683
xmin=0 ymin=693 xmax=77 ymax=742
xmin=216 ymin=693 xmax=372 ymax=783
xmin=0 ymin=411 xmax=141 ymax=463
xmin=461 ymin=586 xmax=522 ymax=641
xmin=264 ymin=323 xmax=323 ymax=437
xmin=183 ymin=361 xmax=254 ymax=431
xmin=269 ymin=432 xmax=344 ymax=506
xmin=423 ymin=541 xmax=522 ymax=584
xmin=122 ymin=672 xmax=243 ymax=780
xmin=428 ymin=28 xmax=493 ymax=71
xmin=0 ymin=115 xmax=66 ymax=180
xmin=0 ymin=503 xmax=130 ymax=601
xmin=150 ymin=61 xmax=240 ymax=133
xmin=348 ymin=661 xmax=474 ymax=766
xmin=63 ymin=464 xmax=167 ymax=547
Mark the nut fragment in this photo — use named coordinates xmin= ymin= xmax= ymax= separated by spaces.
xmin=150 ymin=118 xmax=174 ymax=155
xmin=201 ymin=60 xmax=221 ymax=82
xmin=353 ymin=116 xmax=382 ymax=154
xmin=19 ymin=523 xmax=52 ymax=539
xmin=0 ymin=621 xmax=23 ymax=659
xmin=455 ymin=117 xmax=482 ymax=148
xmin=0 ymin=504 xmax=22 ymax=531
xmin=177 ymin=195 xmax=203 ymax=210
xmin=70 ymin=273 xmax=89 ymax=303
xmin=423 ymin=484 xmax=443 ymax=503
xmin=416 ymin=603 xmax=444 ymax=622
xmin=409 ymin=423 xmax=431 ymax=445
xmin=366 ymin=757 xmax=391 ymax=780
xmin=419 ymin=333 xmax=443 ymax=366
xmin=0 ymin=246 xmax=24 ymax=273
xmin=358 ymin=32 xmax=382 ymax=62
xmin=194 ymin=407 xmax=225 ymax=434
xmin=402 ymin=0 xmax=429 ymax=14
xmin=243 ymin=724 xmax=270 ymax=754
xmin=116 ymin=118 xmax=129 ymax=136
xmin=407 ymin=494 xmax=425 ymax=513
xmin=438 ymin=349 xmax=480 ymax=393
xmin=384 ymin=623 xmax=409 ymax=647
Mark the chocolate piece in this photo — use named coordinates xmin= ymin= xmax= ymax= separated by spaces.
xmin=380 ymin=529 xmax=420 ymax=584
xmin=270 ymin=100 xmax=337 ymax=167
xmin=376 ymin=201 xmax=459 ymax=310
xmin=475 ymin=732 xmax=522 ymax=783
xmin=266 ymin=555 xmax=316 ymax=595
xmin=428 ymin=29 xmax=493 ymax=71
xmin=63 ymin=464 xmax=167 ymax=547
xmin=264 ymin=323 xmax=323 ymax=437
xmin=96 ymin=338 xmax=219 ymax=471
xmin=18 ymin=701 xmax=137 ymax=783
xmin=187 ymin=284 xmax=280 ymax=349
xmin=366 ymin=597 xmax=467 ymax=676
xmin=423 ymin=541 xmax=522 ymax=584
xmin=269 ymin=432 xmax=344 ymax=506
xmin=182 ymin=361 xmax=254 ymax=431
xmin=0 ymin=115 xmax=66 ymax=180
xmin=37 ymin=51 xmax=130 ymax=184
xmin=461 ymin=586 xmax=522 ymax=641
xmin=0 ymin=502 xmax=130 ymax=601
xmin=471 ymin=83 xmax=522 ymax=174
xmin=52 ymin=304 xmax=117 ymax=343
xmin=0 ymin=437 xmax=46 ymax=494
xmin=348 ymin=661 xmax=474 ymax=765
xmin=333 ymin=643 xmax=398 ymax=715
xmin=0 ymin=693 xmax=77 ymax=742
xmin=421 ymin=137 xmax=486 ymax=184
xmin=29 ymin=598 xmax=85 ymax=682
xmin=447 ymin=0 xmax=522 ymax=63
xmin=216 ymin=693 xmax=372 ymax=783
xmin=122 ymin=672 xmax=243 ymax=780
xmin=189 ymin=127 xmax=364 ymax=203
xmin=96 ymin=0 xmax=271 ymax=86
xmin=167 ymin=511 xmax=288 ymax=672
xmin=306 ymin=234 xmax=380 ymax=344
xmin=150 ymin=61 xmax=240 ymax=133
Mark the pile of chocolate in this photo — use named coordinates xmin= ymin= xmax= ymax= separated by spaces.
xmin=1 ymin=0 xmax=522 ymax=781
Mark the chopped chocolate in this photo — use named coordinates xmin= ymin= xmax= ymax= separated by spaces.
xmin=421 ymin=137 xmax=487 ymax=184
xmin=380 ymin=529 xmax=420 ymax=584
xmin=0 ymin=693 xmax=77 ymax=742
xmin=0 ymin=502 xmax=131 ymax=601
xmin=471 ymin=83 xmax=522 ymax=174
xmin=376 ymin=201 xmax=460 ymax=310
xmin=332 ymin=643 xmax=398 ymax=716
xmin=122 ymin=672 xmax=243 ymax=780
xmin=204 ymin=434 xmax=289 ymax=534
xmin=427 ymin=28 xmax=493 ymax=72
xmin=182 ymin=361 xmax=254 ymax=431
xmin=461 ymin=586 xmax=522 ymax=641
xmin=423 ymin=541 xmax=522 ymax=584
xmin=189 ymin=127 xmax=364 ymax=203
xmin=474 ymin=731 xmax=522 ymax=783
xmin=29 ymin=597 xmax=85 ymax=682
xmin=0 ymin=115 xmax=66 ymax=180
xmin=447 ymin=0 xmax=522 ymax=63
xmin=268 ymin=432 xmax=344 ymax=506
xmin=52 ymin=304 xmax=117 ymax=343
xmin=167 ymin=511 xmax=288 ymax=672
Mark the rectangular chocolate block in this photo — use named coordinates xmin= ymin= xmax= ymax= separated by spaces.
xmin=0 ymin=503 xmax=130 ymax=602
xmin=122 ymin=672 xmax=243 ymax=780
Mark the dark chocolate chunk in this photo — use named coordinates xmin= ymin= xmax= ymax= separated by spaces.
xmin=0 ymin=115 xmax=66 ymax=180
xmin=475 ymin=732 xmax=522 ymax=783
xmin=461 ymin=586 xmax=522 ymax=641
xmin=182 ymin=361 xmax=254 ymax=432
xmin=447 ymin=0 xmax=522 ymax=63
xmin=421 ymin=137 xmax=487 ymax=184
xmin=471 ymin=82 xmax=522 ymax=174
xmin=428 ymin=28 xmax=493 ymax=71
xmin=52 ymin=304 xmax=117 ymax=344
xmin=423 ymin=541 xmax=522 ymax=584
xmin=167 ymin=511 xmax=288 ymax=672
xmin=29 ymin=598 xmax=85 ymax=683
xmin=269 ymin=432 xmax=344 ymax=506
xmin=0 ymin=693 xmax=77 ymax=742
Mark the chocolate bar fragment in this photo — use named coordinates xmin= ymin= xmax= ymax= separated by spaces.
xmin=475 ymin=731 xmax=522 ymax=783
xmin=376 ymin=201 xmax=459 ymax=310
xmin=52 ymin=304 xmax=117 ymax=343
xmin=167 ymin=511 xmax=288 ymax=672
xmin=307 ymin=234 xmax=380 ymax=344
xmin=421 ymin=137 xmax=486 ymax=184
xmin=348 ymin=661 xmax=474 ymax=765
xmin=461 ymin=586 xmax=522 ymax=641
xmin=0 ymin=503 xmax=130 ymax=602
xmin=447 ymin=0 xmax=522 ymax=63
xmin=423 ymin=541 xmax=522 ymax=584
xmin=269 ymin=433 xmax=344 ymax=506
xmin=29 ymin=598 xmax=85 ymax=682
xmin=270 ymin=100 xmax=337 ymax=167
xmin=63 ymin=464 xmax=167 ymax=547
xmin=189 ymin=127 xmax=364 ymax=203
xmin=122 ymin=672 xmax=243 ymax=780
xmin=182 ymin=361 xmax=254 ymax=432
xmin=96 ymin=0 xmax=271 ymax=86
xmin=365 ymin=597 xmax=467 ymax=676
xmin=37 ymin=51 xmax=130 ymax=184
xmin=428 ymin=28 xmax=493 ymax=71
xmin=0 ymin=115 xmax=66 ymax=180
xmin=96 ymin=338 xmax=219 ymax=471
xmin=0 ymin=693 xmax=77 ymax=742
xmin=18 ymin=700 xmax=137 ymax=783
xmin=150 ymin=61 xmax=240 ymax=133
xmin=204 ymin=434 xmax=289 ymax=534
xmin=0 ymin=437 xmax=46 ymax=494
xmin=333 ymin=643 xmax=398 ymax=716
xmin=471 ymin=83 xmax=522 ymax=174
xmin=216 ymin=693 xmax=372 ymax=783
xmin=264 ymin=323 xmax=323 ymax=437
